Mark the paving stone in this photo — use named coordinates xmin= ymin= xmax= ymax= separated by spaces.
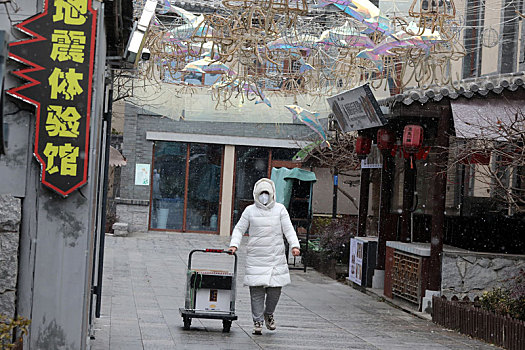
xmin=90 ymin=232 xmax=496 ymax=350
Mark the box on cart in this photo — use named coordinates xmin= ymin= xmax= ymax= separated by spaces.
xmin=189 ymin=269 xmax=233 ymax=312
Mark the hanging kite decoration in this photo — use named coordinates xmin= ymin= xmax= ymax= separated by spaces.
xmin=133 ymin=0 xmax=461 ymax=106
xmin=285 ymin=105 xmax=331 ymax=148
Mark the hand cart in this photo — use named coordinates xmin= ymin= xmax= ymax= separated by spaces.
xmin=179 ymin=249 xmax=238 ymax=332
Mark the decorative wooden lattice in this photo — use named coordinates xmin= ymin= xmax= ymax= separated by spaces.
xmin=391 ymin=251 xmax=422 ymax=304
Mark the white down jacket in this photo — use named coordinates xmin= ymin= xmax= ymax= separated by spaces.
xmin=229 ymin=178 xmax=300 ymax=287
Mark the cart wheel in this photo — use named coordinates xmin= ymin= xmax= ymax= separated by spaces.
xmin=222 ymin=320 xmax=232 ymax=333
xmin=183 ymin=317 xmax=191 ymax=330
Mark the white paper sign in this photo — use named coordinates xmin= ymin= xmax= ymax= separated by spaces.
xmin=349 ymin=238 xmax=358 ymax=284
xmin=361 ymin=145 xmax=383 ymax=169
xmin=349 ymin=238 xmax=363 ymax=285
xmin=135 ymin=164 xmax=151 ymax=186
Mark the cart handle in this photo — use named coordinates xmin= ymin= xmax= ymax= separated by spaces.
xmin=187 ymin=249 xmax=238 ymax=274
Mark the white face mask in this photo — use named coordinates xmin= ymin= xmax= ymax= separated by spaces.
xmin=259 ymin=193 xmax=270 ymax=205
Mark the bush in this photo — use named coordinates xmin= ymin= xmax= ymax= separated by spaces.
xmin=310 ymin=216 xmax=357 ymax=264
xmin=0 ymin=315 xmax=31 ymax=349
xmin=479 ymin=269 xmax=525 ymax=321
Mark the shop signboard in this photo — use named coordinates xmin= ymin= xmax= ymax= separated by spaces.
xmin=327 ymin=84 xmax=386 ymax=132
xmin=7 ymin=0 xmax=98 ymax=196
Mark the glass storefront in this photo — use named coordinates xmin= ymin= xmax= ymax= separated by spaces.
xmin=232 ymin=147 xmax=270 ymax=225
xmin=232 ymin=146 xmax=298 ymax=225
xmin=150 ymin=141 xmax=223 ymax=232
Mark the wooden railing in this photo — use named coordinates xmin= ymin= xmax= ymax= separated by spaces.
xmin=432 ymin=296 xmax=525 ymax=350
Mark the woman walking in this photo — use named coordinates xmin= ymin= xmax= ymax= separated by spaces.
xmin=228 ymin=178 xmax=301 ymax=335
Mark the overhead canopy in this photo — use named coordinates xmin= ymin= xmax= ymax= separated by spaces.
xmin=270 ymin=167 xmax=316 ymax=208
xmin=109 ymin=146 xmax=127 ymax=167
xmin=451 ymin=98 xmax=525 ymax=141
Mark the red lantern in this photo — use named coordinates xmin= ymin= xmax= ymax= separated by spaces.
xmin=377 ymin=129 xmax=395 ymax=151
xmin=356 ymin=136 xmax=372 ymax=158
xmin=403 ymin=125 xmax=423 ymax=153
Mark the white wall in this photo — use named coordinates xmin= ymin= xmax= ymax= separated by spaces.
xmin=311 ymin=167 xmax=360 ymax=216
xmin=129 ymin=83 xmax=332 ymax=123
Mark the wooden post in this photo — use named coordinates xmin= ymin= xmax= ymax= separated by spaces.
xmin=429 ymin=107 xmax=450 ymax=291
xmin=358 ymin=167 xmax=370 ymax=237
xmin=400 ymin=157 xmax=416 ymax=242
xmin=377 ymin=151 xmax=394 ymax=270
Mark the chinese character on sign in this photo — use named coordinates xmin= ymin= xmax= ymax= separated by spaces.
xmin=43 ymin=142 xmax=79 ymax=176
xmin=46 ymin=105 xmax=81 ymax=137
xmin=343 ymin=101 xmax=363 ymax=116
xmin=43 ymin=143 xmax=59 ymax=174
xmin=49 ymin=67 xmax=83 ymax=100
xmin=51 ymin=29 xmax=86 ymax=63
xmin=53 ymin=0 xmax=88 ymax=25
xmin=59 ymin=143 xmax=79 ymax=176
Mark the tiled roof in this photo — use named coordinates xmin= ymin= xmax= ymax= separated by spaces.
xmin=378 ymin=72 xmax=525 ymax=107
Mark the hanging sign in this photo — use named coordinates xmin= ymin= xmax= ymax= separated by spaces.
xmin=327 ymin=84 xmax=387 ymax=132
xmin=7 ymin=0 xmax=97 ymax=196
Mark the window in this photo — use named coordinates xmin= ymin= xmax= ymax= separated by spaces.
xmin=462 ymin=0 xmax=485 ymax=78
xmin=150 ymin=141 xmax=223 ymax=232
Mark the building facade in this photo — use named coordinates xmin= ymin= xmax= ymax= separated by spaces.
xmin=0 ymin=1 xmax=132 ymax=348
xmin=116 ymin=103 xmax=361 ymax=236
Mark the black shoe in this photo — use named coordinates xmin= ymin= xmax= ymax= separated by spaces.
xmin=253 ymin=321 xmax=263 ymax=335
xmin=264 ymin=314 xmax=276 ymax=330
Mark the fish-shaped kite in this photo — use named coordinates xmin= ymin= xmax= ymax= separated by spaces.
xmin=315 ymin=0 xmax=392 ymax=36
xmin=157 ymin=3 xmax=212 ymax=40
xmin=357 ymin=23 xmax=444 ymax=69
xmin=285 ymin=105 xmax=331 ymax=148
xmin=158 ymin=0 xmax=171 ymax=14
xmin=254 ymin=96 xmax=272 ymax=107
xmin=317 ymin=21 xmax=375 ymax=49
xmin=267 ymin=33 xmax=318 ymax=51
xmin=182 ymin=57 xmax=236 ymax=76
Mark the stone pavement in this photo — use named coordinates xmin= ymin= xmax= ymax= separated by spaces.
xmin=90 ymin=232 xmax=496 ymax=350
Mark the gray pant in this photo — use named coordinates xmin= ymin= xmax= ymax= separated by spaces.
xmin=249 ymin=286 xmax=282 ymax=323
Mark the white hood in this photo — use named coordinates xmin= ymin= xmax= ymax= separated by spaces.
xmin=253 ymin=178 xmax=276 ymax=209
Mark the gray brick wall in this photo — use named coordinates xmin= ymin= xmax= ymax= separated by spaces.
xmin=115 ymin=199 xmax=149 ymax=232
xmin=0 ymin=195 xmax=21 ymax=318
